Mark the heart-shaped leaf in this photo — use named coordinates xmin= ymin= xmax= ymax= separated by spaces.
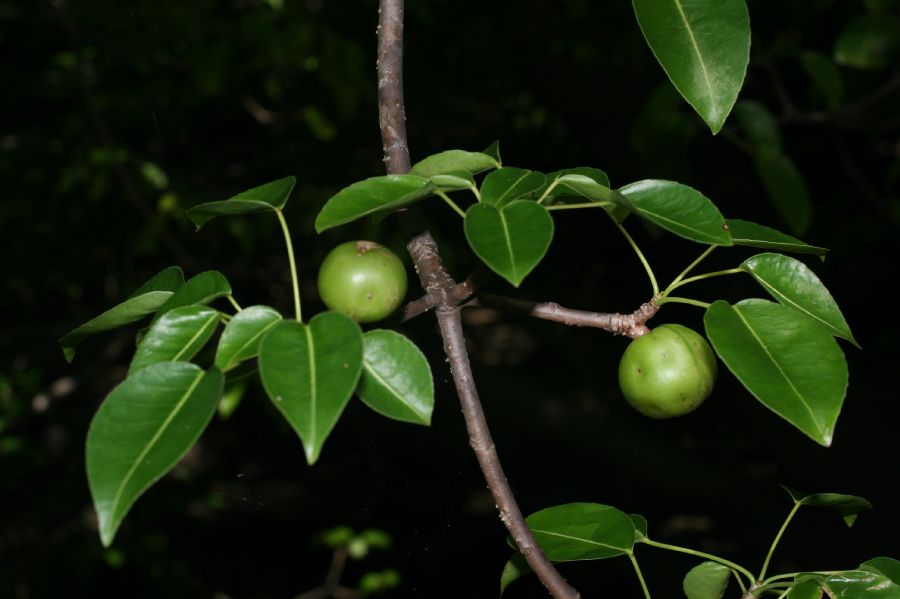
xmin=683 ymin=561 xmax=731 ymax=599
xmin=185 ymin=176 xmax=296 ymax=230
xmin=619 ymin=180 xmax=732 ymax=245
xmin=726 ymin=220 xmax=828 ymax=257
xmin=464 ymin=200 xmax=554 ymax=287
xmin=214 ymin=305 xmax=282 ymax=372
xmin=129 ymin=306 xmax=220 ymax=375
xmin=524 ymin=503 xmax=635 ymax=561
xmin=152 ymin=271 xmax=232 ymax=322
xmin=783 ymin=487 xmax=873 ymax=526
xmin=632 ymin=0 xmax=750 ymax=133
xmin=315 ymin=175 xmax=435 ymax=232
xmin=824 ymin=569 xmax=900 ymax=598
xmin=500 ymin=553 xmax=532 ymax=595
xmin=753 ymin=152 xmax=812 ymax=236
xmin=480 ymin=167 xmax=546 ymax=207
xmin=128 ymin=266 xmax=185 ymax=298
xmin=704 ymin=299 xmax=848 ymax=446
xmin=409 ymin=149 xmax=500 ymax=178
xmin=358 ymin=330 xmax=434 ymax=425
xmin=741 ymin=253 xmax=858 ymax=346
xmin=258 ymin=313 xmax=363 ymax=464
xmin=87 ymin=362 xmax=223 ymax=546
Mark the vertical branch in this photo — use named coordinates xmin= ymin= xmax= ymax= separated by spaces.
xmin=376 ymin=1 xmax=580 ymax=597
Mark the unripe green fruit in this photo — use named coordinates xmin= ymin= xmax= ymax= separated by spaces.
xmin=618 ymin=324 xmax=717 ymax=419
xmin=317 ymin=241 xmax=408 ymax=323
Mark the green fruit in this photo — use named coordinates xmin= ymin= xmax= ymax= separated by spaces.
xmin=317 ymin=241 xmax=408 ymax=323
xmin=618 ymin=324 xmax=717 ymax=419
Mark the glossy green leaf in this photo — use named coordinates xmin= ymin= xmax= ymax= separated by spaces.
xmin=787 ymin=579 xmax=824 ymax=599
xmin=185 ymin=176 xmax=296 ymax=229
xmin=129 ymin=266 xmax=185 ymax=298
xmin=500 ymin=553 xmax=531 ymax=595
xmin=834 ymin=15 xmax=900 ymax=70
xmin=129 ymin=306 xmax=219 ymax=375
xmin=704 ymin=299 xmax=848 ymax=446
xmin=87 ymin=362 xmax=223 ymax=546
xmin=541 ymin=168 xmax=611 ymax=201
xmin=480 ymin=167 xmax=546 ymax=207
xmin=214 ymin=305 xmax=282 ymax=371
xmin=629 ymin=514 xmax=648 ymax=542
xmin=525 ymin=503 xmax=635 ymax=561
xmin=864 ymin=558 xmax=900 ymax=584
xmin=726 ymin=220 xmax=828 ymax=257
xmin=632 ymin=0 xmax=750 ymax=133
xmin=428 ymin=171 xmax=477 ymax=193
xmin=358 ymin=330 xmax=434 ymax=425
xmin=734 ymin=100 xmax=782 ymax=156
xmin=483 ymin=140 xmax=502 ymax=164
xmin=258 ymin=313 xmax=363 ymax=464
xmin=409 ymin=149 xmax=500 ymax=178
xmin=824 ymin=570 xmax=900 ymax=598
xmin=783 ymin=487 xmax=873 ymax=526
xmin=800 ymin=52 xmax=843 ymax=110
xmin=741 ymin=253 xmax=858 ymax=346
xmin=152 ymin=271 xmax=232 ymax=322
xmin=753 ymin=152 xmax=812 ymax=236
xmin=464 ymin=200 xmax=554 ymax=287
xmin=315 ymin=175 xmax=435 ymax=232
xmin=619 ymin=180 xmax=732 ymax=245
xmin=683 ymin=561 xmax=731 ymax=599
xmin=553 ymin=173 xmax=621 ymax=204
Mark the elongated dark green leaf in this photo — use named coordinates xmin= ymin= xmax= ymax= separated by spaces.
xmin=800 ymin=52 xmax=843 ymax=110
xmin=358 ymin=330 xmax=433 ymax=425
xmin=315 ymin=175 xmax=434 ymax=232
xmin=734 ymin=100 xmax=782 ymax=156
xmin=464 ymin=200 xmax=554 ymax=287
xmin=409 ymin=149 xmax=500 ymax=178
xmin=129 ymin=306 xmax=219 ymax=375
xmin=787 ymin=579 xmax=824 ymax=599
xmin=258 ymin=313 xmax=363 ymax=464
xmin=834 ymin=15 xmax=900 ymax=70
xmin=525 ymin=503 xmax=635 ymax=561
xmin=129 ymin=266 xmax=185 ymax=298
xmin=704 ymin=299 xmax=848 ymax=446
xmin=629 ymin=514 xmax=648 ymax=542
xmin=619 ymin=180 xmax=732 ymax=245
xmin=864 ymin=558 xmax=900 ymax=584
xmin=214 ymin=305 xmax=282 ymax=371
xmin=632 ymin=0 xmax=750 ymax=133
xmin=783 ymin=487 xmax=873 ymax=526
xmin=428 ymin=171 xmax=477 ymax=193
xmin=87 ymin=362 xmax=223 ymax=546
xmin=60 ymin=291 xmax=174 ymax=362
xmin=726 ymin=220 xmax=828 ymax=257
xmin=741 ymin=253 xmax=858 ymax=346
xmin=185 ymin=176 xmax=296 ymax=229
xmin=753 ymin=152 xmax=812 ymax=236
xmin=480 ymin=167 xmax=546 ymax=207
xmin=500 ymin=553 xmax=531 ymax=595
xmin=684 ymin=561 xmax=731 ymax=599
xmin=153 ymin=271 xmax=232 ymax=322
xmin=824 ymin=570 xmax=900 ymax=598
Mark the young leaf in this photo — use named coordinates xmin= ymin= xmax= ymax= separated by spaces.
xmin=185 ymin=176 xmax=296 ymax=230
xmin=800 ymin=52 xmax=844 ymax=110
xmin=834 ymin=15 xmax=900 ymax=70
xmin=258 ymin=314 xmax=364 ymax=464
xmin=782 ymin=487 xmax=873 ymax=526
xmin=629 ymin=514 xmax=648 ymax=542
xmin=214 ymin=305 xmax=282 ymax=372
xmin=524 ymin=503 xmax=635 ymax=561
xmin=500 ymin=553 xmax=532 ymax=595
xmin=619 ymin=180 xmax=732 ymax=245
xmin=753 ymin=152 xmax=812 ymax=236
xmin=152 ymin=271 xmax=232 ymax=322
xmin=480 ymin=167 xmax=546 ymax=207
xmin=552 ymin=173 xmax=621 ymax=204
xmin=358 ymin=330 xmax=434 ymax=425
xmin=741 ymin=253 xmax=858 ymax=346
xmin=734 ymin=100 xmax=783 ymax=156
xmin=86 ymin=362 xmax=223 ymax=546
xmin=315 ymin=175 xmax=434 ymax=233
xmin=704 ymin=299 xmax=848 ymax=446
xmin=409 ymin=149 xmax=500 ymax=178
xmin=786 ymin=579 xmax=824 ymax=599
xmin=128 ymin=266 xmax=185 ymax=298
xmin=464 ymin=200 xmax=554 ymax=287
xmin=632 ymin=0 xmax=750 ymax=134
xmin=128 ymin=306 xmax=220 ymax=375
xmin=683 ymin=561 xmax=731 ymax=599
xmin=483 ymin=140 xmax=502 ymax=164
xmin=824 ymin=569 xmax=900 ymax=598
xmin=428 ymin=171 xmax=477 ymax=193
xmin=726 ymin=219 xmax=828 ymax=257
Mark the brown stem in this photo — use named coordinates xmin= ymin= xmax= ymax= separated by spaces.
xmin=377 ymin=1 xmax=579 ymax=597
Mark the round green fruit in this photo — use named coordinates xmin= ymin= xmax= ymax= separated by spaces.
xmin=618 ymin=324 xmax=717 ymax=419
xmin=317 ymin=240 xmax=408 ymax=323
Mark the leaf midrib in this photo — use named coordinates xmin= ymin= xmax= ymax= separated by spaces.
xmin=672 ymin=0 xmax=715 ymax=105
xmin=498 ymin=209 xmax=518 ymax=281
xmin=220 ymin=312 xmax=281 ymax=370
xmin=750 ymin=271 xmax=846 ymax=338
xmin=304 ymin=325 xmax=318 ymax=456
xmin=635 ymin=206 xmax=725 ymax=244
xmin=532 ymin=528 xmax=629 ymax=554
xmin=171 ymin=313 xmax=218 ymax=362
xmin=362 ymin=358 xmax=425 ymax=421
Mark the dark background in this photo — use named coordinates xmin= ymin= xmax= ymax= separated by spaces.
xmin=2 ymin=0 xmax=899 ymax=597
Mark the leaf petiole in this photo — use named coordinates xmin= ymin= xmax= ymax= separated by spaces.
xmin=664 ymin=268 xmax=743 ymax=294
xmin=546 ymin=201 xmax=613 ymax=211
xmin=629 ymin=553 xmax=653 ymax=599
xmin=226 ymin=294 xmax=243 ymax=312
xmin=535 ymin=178 xmax=562 ymax=205
xmin=275 ymin=208 xmax=303 ymax=322
xmin=759 ymin=503 xmax=801 ymax=581
xmin=612 ymin=218 xmax=659 ymax=296
xmin=656 ymin=297 xmax=711 ymax=309
xmin=666 ymin=245 xmax=717 ymax=291
xmin=640 ymin=538 xmax=755 ymax=585
xmin=435 ymin=189 xmax=467 ymax=218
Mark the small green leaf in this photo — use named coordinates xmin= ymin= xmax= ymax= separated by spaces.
xmin=799 ymin=52 xmax=843 ymax=110
xmin=726 ymin=219 xmax=828 ymax=257
xmin=632 ymin=0 xmax=750 ymax=133
xmin=217 ymin=380 xmax=247 ymax=421
xmin=783 ymin=487 xmax=873 ymax=526
xmin=704 ymin=299 xmax=848 ymax=446
xmin=553 ymin=173 xmax=621 ymax=204
xmin=753 ymin=152 xmax=812 ymax=236
xmin=464 ymin=200 xmax=554 ymax=287
xmin=683 ymin=561 xmax=731 ymax=599
xmin=258 ymin=313 xmax=364 ymax=464
xmin=152 ymin=271 xmax=232 ymax=322
xmin=629 ymin=514 xmax=648 ymax=542
xmin=834 ymin=15 xmax=900 ymax=70
xmin=824 ymin=569 xmax=900 ymax=598
xmin=480 ymin=167 xmax=546 ymax=207
xmin=214 ymin=306 xmax=282 ymax=371
xmin=358 ymin=330 xmax=434 ymax=426
xmin=734 ymin=100 xmax=782 ymax=156
xmin=428 ymin=171 xmax=477 ymax=193
xmin=741 ymin=253 xmax=857 ymax=346
xmin=129 ymin=306 xmax=219 ymax=375
xmin=129 ymin=266 xmax=185 ymax=298
xmin=864 ymin=558 xmax=900 ymax=584
xmin=409 ymin=149 xmax=500 ymax=178
xmin=619 ymin=180 xmax=732 ymax=245
xmin=483 ymin=140 xmax=502 ymax=164
xmin=500 ymin=553 xmax=532 ymax=595
xmin=185 ymin=176 xmax=296 ymax=229
xmin=786 ymin=578 xmax=824 ymax=599
xmin=315 ymin=175 xmax=435 ymax=232
xmin=525 ymin=503 xmax=635 ymax=561
xmin=87 ymin=362 xmax=224 ymax=546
